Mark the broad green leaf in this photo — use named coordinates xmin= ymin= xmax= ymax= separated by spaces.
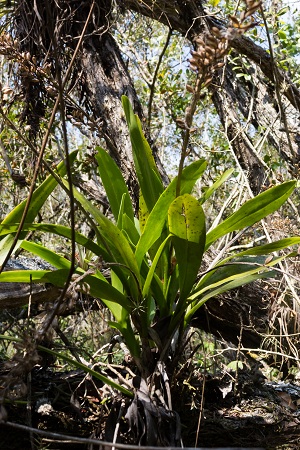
xmin=0 ymin=235 xmax=16 ymax=266
xmin=121 ymin=214 xmax=140 ymax=246
xmin=135 ymin=159 xmax=207 ymax=268
xmin=184 ymin=255 xmax=280 ymax=324
xmin=236 ymin=237 xmax=300 ymax=257
xmin=0 ymin=269 xmax=62 ymax=286
xmin=122 ymin=95 xmax=164 ymax=211
xmin=205 ymin=181 xmax=296 ymax=249
xmin=206 ymin=237 xmax=300 ymax=268
xmin=117 ymin=194 xmax=127 ymax=230
xmin=62 ymin=180 xmax=141 ymax=291
xmin=0 ymin=269 xmax=132 ymax=310
xmin=189 ymin=253 xmax=285 ymax=306
xmin=140 ymin=259 xmax=166 ymax=313
xmin=138 ymin=193 xmax=149 ymax=233
xmin=193 ymin=255 xmax=270 ymax=297
xmin=199 ymin=169 xmax=234 ymax=204
xmin=0 ymin=223 xmax=110 ymax=261
xmin=165 ymin=265 xmax=179 ymax=312
xmin=185 ymin=270 xmax=272 ymax=325
xmin=21 ymin=241 xmax=71 ymax=269
xmin=96 ymin=147 xmax=134 ymax=223
xmin=142 ymin=234 xmax=172 ymax=301
xmin=103 ymin=276 xmax=140 ymax=359
xmin=0 ymin=152 xmax=78 ymax=264
xmin=168 ymin=194 xmax=206 ymax=301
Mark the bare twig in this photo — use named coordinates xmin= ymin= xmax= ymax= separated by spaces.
xmin=147 ymin=27 xmax=172 ymax=129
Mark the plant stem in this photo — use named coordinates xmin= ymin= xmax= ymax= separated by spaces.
xmin=176 ymin=74 xmax=204 ymax=197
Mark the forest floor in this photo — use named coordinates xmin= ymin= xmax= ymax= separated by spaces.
xmin=1 ymin=358 xmax=300 ymax=450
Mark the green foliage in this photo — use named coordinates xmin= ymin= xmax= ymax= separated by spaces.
xmin=0 ymin=97 xmax=299 ymax=391
xmin=168 ymin=194 xmax=206 ymax=302
xmin=0 ymin=152 xmax=78 ymax=265
xmin=96 ymin=147 xmax=134 ymax=223
xmin=122 ymin=96 xmax=164 ymax=212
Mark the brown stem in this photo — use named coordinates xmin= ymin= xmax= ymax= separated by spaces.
xmin=176 ymin=74 xmax=205 ymax=197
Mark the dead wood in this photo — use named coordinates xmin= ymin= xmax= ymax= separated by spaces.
xmin=192 ymin=282 xmax=270 ymax=348
xmin=0 ymin=281 xmax=60 ymax=311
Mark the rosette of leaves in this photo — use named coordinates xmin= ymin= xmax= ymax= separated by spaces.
xmin=0 ymin=96 xmax=299 ymax=389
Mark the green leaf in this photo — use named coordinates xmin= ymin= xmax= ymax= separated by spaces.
xmin=96 ymin=147 xmax=134 ymax=223
xmin=205 ymin=181 xmax=296 ymax=249
xmin=0 ymin=269 xmax=132 ymax=310
xmin=138 ymin=193 xmax=149 ymax=233
xmin=185 ymin=256 xmax=277 ymax=324
xmin=0 ymin=269 xmax=68 ymax=286
xmin=21 ymin=241 xmax=71 ymax=269
xmin=235 ymin=237 xmax=300 ymax=257
xmin=0 ymin=223 xmax=110 ymax=261
xmin=278 ymin=30 xmax=287 ymax=40
xmin=186 ymin=270 xmax=271 ymax=323
xmin=120 ymin=214 xmax=140 ymax=246
xmin=210 ymin=237 xmax=300 ymax=268
xmin=142 ymin=234 xmax=172 ymax=300
xmin=140 ymin=260 xmax=166 ymax=314
xmin=277 ymin=6 xmax=289 ymax=16
xmin=0 ymin=152 xmax=78 ymax=264
xmin=193 ymin=255 xmax=270 ymax=296
xmin=122 ymin=95 xmax=164 ymax=211
xmin=62 ymin=181 xmax=141 ymax=290
xmin=168 ymin=194 xmax=206 ymax=302
xmin=199 ymin=169 xmax=234 ymax=204
xmin=135 ymin=159 xmax=207 ymax=268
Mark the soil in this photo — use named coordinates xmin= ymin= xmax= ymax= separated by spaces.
xmin=1 ymin=362 xmax=300 ymax=450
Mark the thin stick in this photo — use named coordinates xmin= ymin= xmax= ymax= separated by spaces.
xmin=194 ymin=361 xmax=206 ymax=447
xmin=147 ymin=28 xmax=172 ymax=129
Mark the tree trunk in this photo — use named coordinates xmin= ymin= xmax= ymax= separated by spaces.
xmin=210 ymin=69 xmax=266 ymax=195
xmin=79 ymin=31 xmax=142 ymax=200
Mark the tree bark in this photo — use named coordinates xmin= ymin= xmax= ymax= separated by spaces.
xmin=210 ymin=69 xmax=266 ymax=195
xmin=79 ymin=31 xmax=142 ymax=200
xmin=0 ymin=281 xmax=60 ymax=310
